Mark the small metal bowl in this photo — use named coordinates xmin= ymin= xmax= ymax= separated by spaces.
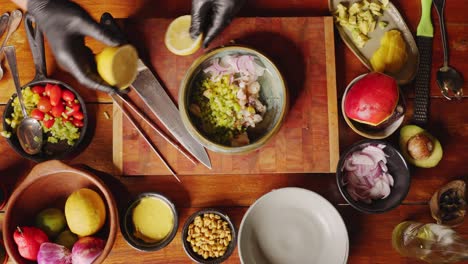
xmin=341 ymin=73 xmax=405 ymax=139
xmin=179 ymin=46 xmax=288 ymax=154
xmin=336 ymin=139 xmax=411 ymax=214
xmin=182 ymin=209 xmax=237 ymax=263
xmin=120 ymin=192 xmax=178 ymax=251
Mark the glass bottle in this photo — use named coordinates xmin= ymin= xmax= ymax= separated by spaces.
xmin=392 ymin=221 xmax=468 ymax=263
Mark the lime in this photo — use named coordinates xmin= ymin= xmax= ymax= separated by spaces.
xmin=64 ymin=188 xmax=106 ymax=237
xmin=164 ymin=15 xmax=202 ymax=56
xmin=55 ymin=230 xmax=78 ymax=249
xmin=96 ymin=44 xmax=139 ymax=89
xmin=35 ymin=208 xmax=67 ymax=238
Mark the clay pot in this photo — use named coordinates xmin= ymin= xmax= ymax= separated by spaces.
xmin=2 ymin=160 xmax=118 ymax=264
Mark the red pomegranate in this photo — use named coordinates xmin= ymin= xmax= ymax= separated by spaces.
xmin=344 ymin=72 xmax=400 ymax=127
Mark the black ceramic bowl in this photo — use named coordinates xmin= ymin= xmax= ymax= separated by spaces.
xmin=120 ymin=192 xmax=178 ymax=252
xmin=336 ymin=139 xmax=411 ymax=213
xmin=2 ymin=82 xmax=88 ymax=162
xmin=182 ymin=209 xmax=236 ymax=263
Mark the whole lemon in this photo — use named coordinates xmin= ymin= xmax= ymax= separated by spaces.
xmin=65 ymin=188 xmax=106 ymax=236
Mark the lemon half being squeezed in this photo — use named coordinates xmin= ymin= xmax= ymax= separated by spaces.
xmin=96 ymin=44 xmax=139 ymax=89
xmin=164 ymin=15 xmax=202 ymax=56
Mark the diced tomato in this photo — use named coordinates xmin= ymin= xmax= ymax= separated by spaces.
xmin=43 ymin=118 xmax=55 ymax=129
xmin=72 ymin=119 xmax=83 ymax=128
xmin=44 ymin=83 xmax=54 ymax=96
xmin=51 ymin=104 xmax=64 ymax=118
xmin=31 ymin=86 xmax=45 ymax=95
xmin=62 ymin=90 xmax=75 ymax=102
xmin=72 ymin=111 xmax=84 ymax=120
xmin=31 ymin=109 xmax=44 ymax=121
xmin=37 ymin=97 xmax=52 ymax=113
xmin=49 ymin=85 xmax=62 ymax=106
xmin=65 ymin=102 xmax=80 ymax=115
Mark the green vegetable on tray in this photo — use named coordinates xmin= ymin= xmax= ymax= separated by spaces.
xmin=333 ymin=0 xmax=389 ymax=48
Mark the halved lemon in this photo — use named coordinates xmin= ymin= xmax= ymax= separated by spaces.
xmin=96 ymin=44 xmax=139 ymax=89
xmin=164 ymin=15 xmax=202 ymax=56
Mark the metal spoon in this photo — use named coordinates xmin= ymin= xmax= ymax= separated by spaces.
xmin=433 ymin=0 xmax=464 ymax=100
xmin=4 ymin=46 xmax=43 ymax=155
xmin=0 ymin=10 xmax=22 ymax=80
xmin=0 ymin=13 xmax=10 ymax=39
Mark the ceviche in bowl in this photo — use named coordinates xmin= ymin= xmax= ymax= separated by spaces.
xmin=179 ymin=46 xmax=288 ymax=154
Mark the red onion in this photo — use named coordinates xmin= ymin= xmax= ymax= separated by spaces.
xmin=204 ymin=55 xmax=265 ymax=83
xmin=71 ymin=237 xmax=105 ymax=264
xmin=37 ymin=242 xmax=72 ymax=264
xmin=343 ymin=144 xmax=394 ymax=203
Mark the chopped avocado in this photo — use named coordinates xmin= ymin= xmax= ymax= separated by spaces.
xmin=379 ymin=0 xmax=389 ymax=7
xmin=349 ymin=2 xmax=361 ymax=16
xmin=378 ymin=21 xmax=389 ymax=29
xmin=399 ymin=125 xmax=443 ymax=168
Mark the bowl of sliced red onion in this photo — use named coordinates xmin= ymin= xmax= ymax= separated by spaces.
xmin=336 ymin=139 xmax=411 ymax=213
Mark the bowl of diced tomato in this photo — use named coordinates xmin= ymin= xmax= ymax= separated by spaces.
xmin=2 ymin=82 xmax=88 ymax=162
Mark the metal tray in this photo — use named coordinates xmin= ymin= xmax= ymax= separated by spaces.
xmin=329 ymin=0 xmax=419 ymax=85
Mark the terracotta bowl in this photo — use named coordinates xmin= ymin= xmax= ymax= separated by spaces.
xmin=2 ymin=160 xmax=118 ymax=264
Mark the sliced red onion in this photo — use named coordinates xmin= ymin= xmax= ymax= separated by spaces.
xmin=343 ymin=144 xmax=394 ymax=203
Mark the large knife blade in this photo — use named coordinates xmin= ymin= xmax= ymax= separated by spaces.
xmin=413 ymin=0 xmax=434 ymax=127
xmin=131 ymin=59 xmax=212 ymax=169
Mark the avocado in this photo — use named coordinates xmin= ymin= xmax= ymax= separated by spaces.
xmin=399 ymin=125 xmax=443 ymax=168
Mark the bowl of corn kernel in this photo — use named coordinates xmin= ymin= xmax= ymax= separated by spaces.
xmin=182 ymin=209 xmax=236 ymax=263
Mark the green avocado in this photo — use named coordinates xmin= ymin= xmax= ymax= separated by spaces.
xmin=399 ymin=125 xmax=443 ymax=168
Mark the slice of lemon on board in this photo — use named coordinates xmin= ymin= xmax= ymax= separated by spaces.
xmin=165 ymin=15 xmax=202 ymax=56
xmin=96 ymin=44 xmax=139 ymax=89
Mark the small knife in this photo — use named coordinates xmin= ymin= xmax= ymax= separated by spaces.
xmin=413 ymin=0 xmax=434 ymax=127
xmin=131 ymin=60 xmax=212 ymax=169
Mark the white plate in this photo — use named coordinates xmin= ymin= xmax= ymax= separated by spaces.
xmin=328 ymin=0 xmax=419 ymax=85
xmin=238 ymin=188 xmax=349 ymax=264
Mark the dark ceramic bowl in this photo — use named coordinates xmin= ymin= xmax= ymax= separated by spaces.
xmin=121 ymin=192 xmax=178 ymax=252
xmin=336 ymin=139 xmax=411 ymax=213
xmin=2 ymin=82 xmax=88 ymax=162
xmin=179 ymin=46 xmax=288 ymax=154
xmin=182 ymin=209 xmax=237 ymax=263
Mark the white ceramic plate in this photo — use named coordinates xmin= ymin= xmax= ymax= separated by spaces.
xmin=328 ymin=0 xmax=419 ymax=85
xmin=238 ymin=188 xmax=349 ymax=264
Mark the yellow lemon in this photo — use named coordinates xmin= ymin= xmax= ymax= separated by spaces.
xmin=65 ymin=188 xmax=106 ymax=237
xmin=96 ymin=44 xmax=139 ymax=89
xmin=164 ymin=15 xmax=202 ymax=56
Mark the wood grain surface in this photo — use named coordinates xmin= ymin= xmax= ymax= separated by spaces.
xmin=0 ymin=0 xmax=466 ymax=264
xmin=113 ymin=17 xmax=339 ymax=176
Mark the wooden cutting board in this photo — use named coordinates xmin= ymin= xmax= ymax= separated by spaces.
xmin=113 ymin=17 xmax=339 ymax=176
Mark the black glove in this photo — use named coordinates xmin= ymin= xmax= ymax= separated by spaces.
xmin=27 ymin=0 xmax=125 ymax=93
xmin=190 ymin=0 xmax=246 ymax=48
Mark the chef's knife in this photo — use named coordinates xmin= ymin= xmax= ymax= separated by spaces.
xmin=131 ymin=60 xmax=212 ymax=169
xmin=413 ymin=0 xmax=434 ymax=127
xmin=100 ymin=13 xmax=211 ymax=169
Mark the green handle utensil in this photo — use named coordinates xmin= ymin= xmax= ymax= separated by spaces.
xmin=417 ymin=0 xmax=434 ymax=37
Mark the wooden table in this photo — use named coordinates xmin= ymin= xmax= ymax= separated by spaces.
xmin=0 ymin=0 xmax=467 ymax=263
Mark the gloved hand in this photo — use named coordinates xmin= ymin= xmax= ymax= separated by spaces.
xmin=190 ymin=0 xmax=246 ymax=47
xmin=27 ymin=0 xmax=125 ymax=93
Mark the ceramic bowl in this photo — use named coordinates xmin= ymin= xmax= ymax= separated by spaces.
xmin=121 ymin=192 xmax=178 ymax=251
xmin=179 ymin=46 xmax=288 ymax=154
xmin=336 ymin=139 xmax=411 ymax=213
xmin=238 ymin=188 xmax=348 ymax=264
xmin=3 ymin=160 xmax=118 ymax=264
xmin=341 ymin=73 xmax=405 ymax=139
xmin=182 ymin=209 xmax=236 ymax=263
